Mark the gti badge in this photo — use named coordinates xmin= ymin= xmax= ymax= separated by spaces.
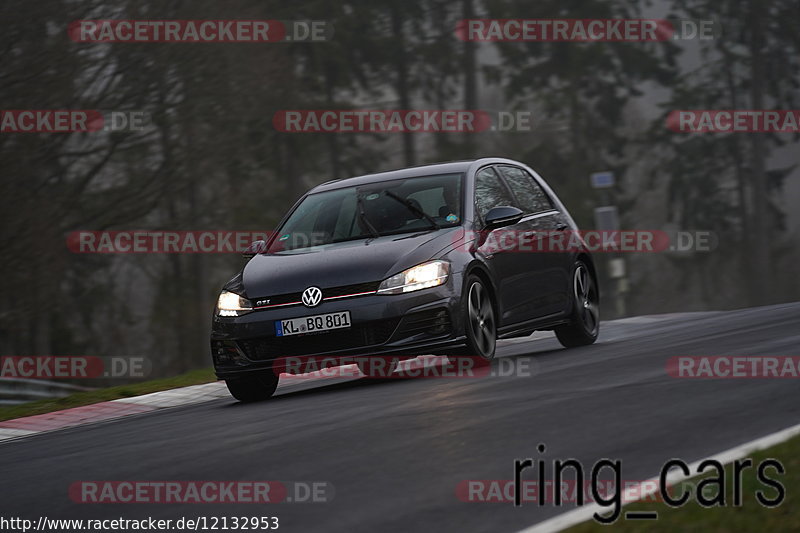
xmin=301 ymin=286 xmax=322 ymax=307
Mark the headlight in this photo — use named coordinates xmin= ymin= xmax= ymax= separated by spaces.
xmin=377 ymin=260 xmax=450 ymax=294
xmin=216 ymin=290 xmax=253 ymax=316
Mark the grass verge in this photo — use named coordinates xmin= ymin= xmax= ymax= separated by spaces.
xmin=0 ymin=368 xmax=217 ymax=422
xmin=567 ymin=432 xmax=799 ymax=532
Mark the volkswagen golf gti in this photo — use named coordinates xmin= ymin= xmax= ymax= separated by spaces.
xmin=211 ymin=158 xmax=599 ymax=401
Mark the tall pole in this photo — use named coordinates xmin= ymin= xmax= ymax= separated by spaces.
xmin=749 ymin=0 xmax=770 ymax=304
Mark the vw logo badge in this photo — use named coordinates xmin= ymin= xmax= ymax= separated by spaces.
xmin=301 ymin=286 xmax=322 ymax=307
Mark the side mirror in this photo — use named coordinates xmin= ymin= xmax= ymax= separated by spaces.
xmin=484 ymin=206 xmax=524 ymax=229
xmin=242 ymin=240 xmax=267 ymax=260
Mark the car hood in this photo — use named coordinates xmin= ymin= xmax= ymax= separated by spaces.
xmin=241 ymin=228 xmax=460 ymax=297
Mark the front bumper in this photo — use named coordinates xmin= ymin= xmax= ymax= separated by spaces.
xmin=210 ymin=279 xmax=466 ymax=379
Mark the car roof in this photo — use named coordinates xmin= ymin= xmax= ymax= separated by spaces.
xmin=309 ymin=159 xmax=514 ymax=193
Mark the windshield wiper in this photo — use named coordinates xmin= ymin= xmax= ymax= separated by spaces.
xmin=356 ymin=195 xmax=380 ymax=238
xmin=384 ymin=191 xmax=440 ymax=230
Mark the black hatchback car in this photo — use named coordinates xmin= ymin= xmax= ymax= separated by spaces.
xmin=211 ymin=158 xmax=599 ymax=401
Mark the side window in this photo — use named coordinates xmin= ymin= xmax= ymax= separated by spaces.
xmin=497 ymin=166 xmax=554 ymax=214
xmin=474 ymin=167 xmax=517 ymax=220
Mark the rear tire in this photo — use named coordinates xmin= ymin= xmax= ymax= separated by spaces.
xmin=555 ymin=260 xmax=599 ymax=348
xmin=225 ymin=372 xmax=279 ymax=402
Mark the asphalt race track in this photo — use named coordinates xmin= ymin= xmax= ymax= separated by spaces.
xmin=1 ymin=302 xmax=799 ymax=532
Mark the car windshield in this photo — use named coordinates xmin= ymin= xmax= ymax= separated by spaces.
xmin=268 ymin=173 xmax=463 ymax=252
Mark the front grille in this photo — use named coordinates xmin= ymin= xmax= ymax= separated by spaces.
xmin=237 ymin=318 xmax=399 ymax=361
xmin=251 ymin=281 xmax=380 ymax=309
xmin=324 ymin=281 xmax=381 ymax=298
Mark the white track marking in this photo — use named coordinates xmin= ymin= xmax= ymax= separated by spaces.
xmin=516 ymin=421 xmax=800 ymax=533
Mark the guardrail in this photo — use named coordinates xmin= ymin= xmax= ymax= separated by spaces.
xmin=0 ymin=378 xmax=92 ymax=405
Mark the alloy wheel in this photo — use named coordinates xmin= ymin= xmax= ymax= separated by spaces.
xmin=468 ymin=281 xmax=496 ymax=357
xmin=574 ymin=264 xmax=599 ymax=335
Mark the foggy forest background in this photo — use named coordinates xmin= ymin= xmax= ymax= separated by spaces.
xmin=2 ymin=0 xmax=799 ymax=378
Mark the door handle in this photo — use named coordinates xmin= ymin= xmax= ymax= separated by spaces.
xmin=556 ymin=223 xmax=568 ymax=231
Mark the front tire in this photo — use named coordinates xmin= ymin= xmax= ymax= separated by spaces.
xmin=555 ymin=260 xmax=599 ymax=348
xmin=462 ymin=275 xmax=497 ymax=361
xmin=225 ymin=372 xmax=279 ymax=402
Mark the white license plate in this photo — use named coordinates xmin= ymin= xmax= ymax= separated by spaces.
xmin=275 ymin=311 xmax=351 ymax=337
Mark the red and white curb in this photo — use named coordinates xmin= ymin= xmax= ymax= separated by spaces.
xmin=0 ymin=382 xmax=231 ymax=442
xmin=0 ymin=369 xmax=375 ymax=443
